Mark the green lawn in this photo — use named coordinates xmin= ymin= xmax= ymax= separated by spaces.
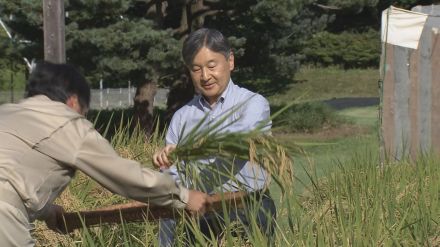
xmin=272 ymin=106 xmax=379 ymax=194
xmin=268 ymin=67 xmax=379 ymax=105
xmin=268 ymin=67 xmax=381 ymax=194
xmin=339 ymin=106 xmax=379 ymax=126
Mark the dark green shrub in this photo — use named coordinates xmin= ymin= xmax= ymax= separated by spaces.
xmin=303 ymin=29 xmax=380 ymax=69
xmin=272 ymin=102 xmax=345 ymax=133
xmin=86 ymin=107 xmax=168 ymax=139
xmin=87 ymin=108 xmax=135 ymax=138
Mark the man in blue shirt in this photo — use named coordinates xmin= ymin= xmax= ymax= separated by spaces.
xmin=153 ymin=28 xmax=276 ymax=245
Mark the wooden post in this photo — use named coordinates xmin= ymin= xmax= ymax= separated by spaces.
xmin=43 ymin=0 xmax=65 ymax=63
xmin=381 ymin=5 xmax=440 ymax=160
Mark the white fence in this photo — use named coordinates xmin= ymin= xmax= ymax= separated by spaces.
xmin=90 ymin=87 xmax=136 ymax=109
xmin=0 ymin=88 xmax=169 ymax=110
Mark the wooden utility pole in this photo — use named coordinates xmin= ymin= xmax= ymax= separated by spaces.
xmin=43 ymin=0 xmax=65 ymax=63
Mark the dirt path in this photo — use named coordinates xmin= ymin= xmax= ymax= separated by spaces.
xmin=323 ymin=97 xmax=379 ymax=110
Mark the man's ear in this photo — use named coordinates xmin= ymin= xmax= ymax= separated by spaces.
xmin=66 ymin=95 xmax=77 ymax=108
xmin=66 ymin=94 xmax=81 ymax=114
xmin=228 ymin=52 xmax=234 ymax=71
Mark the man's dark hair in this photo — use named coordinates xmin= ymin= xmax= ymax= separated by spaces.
xmin=25 ymin=61 xmax=90 ymax=110
xmin=182 ymin=28 xmax=231 ymax=66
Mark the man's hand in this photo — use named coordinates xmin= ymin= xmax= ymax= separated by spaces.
xmin=152 ymin=144 xmax=176 ymax=169
xmin=44 ymin=204 xmax=69 ymax=234
xmin=185 ymin=190 xmax=209 ymax=215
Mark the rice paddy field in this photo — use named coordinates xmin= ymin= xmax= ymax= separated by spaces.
xmin=32 ymin=68 xmax=440 ymax=246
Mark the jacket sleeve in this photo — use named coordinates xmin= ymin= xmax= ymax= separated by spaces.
xmin=73 ymin=123 xmax=189 ymax=209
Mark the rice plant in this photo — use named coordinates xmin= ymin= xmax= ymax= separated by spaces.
xmin=32 ymin=110 xmax=440 ymax=246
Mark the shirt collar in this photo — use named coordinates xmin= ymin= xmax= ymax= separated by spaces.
xmin=198 ymin=79 xmax=233 ymax=109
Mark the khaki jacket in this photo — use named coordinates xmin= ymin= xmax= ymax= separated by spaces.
xmin=0 ymin=95 xmax=188 ymax=222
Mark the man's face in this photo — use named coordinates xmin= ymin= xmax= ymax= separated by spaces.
xmin=188 ymin=47 xmax=234 ymax=105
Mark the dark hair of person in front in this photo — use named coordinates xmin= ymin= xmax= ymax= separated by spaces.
xmin=182 ymin=28 xmax=231 ymax=66
xmin=25 ymin=61 xmax=91 ymax=110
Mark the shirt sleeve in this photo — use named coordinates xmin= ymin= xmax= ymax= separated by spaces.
xmin=165 ymin=111 xmax=181 ymax=145
xmin=234 ymin=94 xmax=271 ymax=133
xmin=73 ymin=125 xmax=189 ymax=209
xmin=164 ymin=111 xmax=183 ymax=181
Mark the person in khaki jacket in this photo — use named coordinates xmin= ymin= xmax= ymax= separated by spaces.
xmin=0 ymin=61 xmax=208 ymax=246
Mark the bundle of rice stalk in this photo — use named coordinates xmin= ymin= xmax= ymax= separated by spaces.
xmin=169 ymin=102 xmax=296 ymax=196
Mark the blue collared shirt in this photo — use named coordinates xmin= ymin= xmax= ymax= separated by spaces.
xmin=165 ymin=80 xmax=271 ymax=193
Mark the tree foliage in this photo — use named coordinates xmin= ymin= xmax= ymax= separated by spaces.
xmin=0 ymin=0 xmax=332 ymax=93
xmin=0 ymin=1 xmax=42 ymax=62
xmin=1 ymin=0 xmax=436 ymax=94
xmin=303 ymin=29 xmax=380 ymax=68
xmin=320 ymin=0 xmax=437 ymax=32
xmin=304 ymin=0 xmax=435 ymax=68
xmin=66 ymin=16 xmax=181 ymax=88
xmin=199 ymin=0 xmax=331 ymax=93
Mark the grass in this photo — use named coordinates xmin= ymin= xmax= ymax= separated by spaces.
xmin=272 ymin=105 xmax=378 ymax=191
xmin=286 ymin=153 xmax=440 ymax=246
xmin=270 ymin=106 xmax=439 ymax=246
xmin=338 ymin=106 xmax=379 ymax=126
xmin=34 ymin=104 xmax=440 ymax=246
xmin=32 ymin=68 xmax=440 ymax=246
xmin=34 ymin=119 xmax=439 ymax=246
xmin=268 ymin=66 xmax=379 ymax=105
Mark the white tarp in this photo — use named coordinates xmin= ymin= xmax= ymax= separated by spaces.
xmin=381 ymin=6 xmax=428 ymax=49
